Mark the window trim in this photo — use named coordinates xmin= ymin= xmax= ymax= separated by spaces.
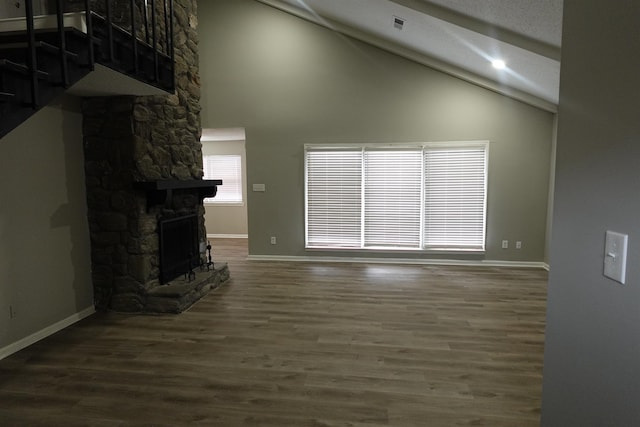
xmin=304 ymin=141 xmax=489 ymax=252
xmin=203 ymin=154 xmax=244 ymax=204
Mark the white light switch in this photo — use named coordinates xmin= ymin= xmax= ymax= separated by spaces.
xmin=604 ymin=231 xmax=628 ymax=284
xmin=252 ymin=183 xmax=266 ymax=192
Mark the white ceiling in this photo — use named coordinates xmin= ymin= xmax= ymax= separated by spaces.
xmin=423 ymin=0 xmax=562 ymax=47
xmin=259 ymin=0 xmax=563 ymax=110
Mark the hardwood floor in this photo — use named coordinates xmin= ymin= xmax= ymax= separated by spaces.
xmin=0 ymin=239 xmax=547 ymax=426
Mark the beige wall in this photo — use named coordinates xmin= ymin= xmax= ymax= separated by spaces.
xmin=198 ymin=0 xmax=554 ymax=262
xmin=0 ymin=94 xmax=93 ymax=353
xmin=0 ymin=0 xmax=47 ymax=18
xmin=542 ymin=1 xmax=640 ymax=424
xmin=202 ymin=139 xmax=248 ymax=236
xmin=544 ymin=114 xmax=558 ymax=265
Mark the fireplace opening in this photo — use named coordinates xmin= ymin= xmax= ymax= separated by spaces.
xmin=159 ymin=214 xmax=200 ymax=284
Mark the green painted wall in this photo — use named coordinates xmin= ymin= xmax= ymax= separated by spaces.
xmin=0 ymin=95 xmax=93 ymax=352
xmin=198 ymin=0 xmax=553 ymax=262
xmin=542 ymin=1 xmax=640 ymax=424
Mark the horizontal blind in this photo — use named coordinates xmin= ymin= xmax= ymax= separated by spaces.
xmin=306 ymin=150 xmax=362 ymax=248
xmin=203 ymin=155 xmax=243 ymax=203
xmin=364 ymin=150 xmax=422 ymax=248
xmin=423 ymin=146 xmax=487 ymax=249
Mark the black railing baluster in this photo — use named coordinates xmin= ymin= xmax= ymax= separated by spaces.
xmin=163 ymin=0 xmax=169 ymax=54
xmin=24 ymin=0 xmax=38 ymax=108
xmin=151 ymin=0 xmax=158 ymax=82
xmin=143 ymin=0 xmax=150 ymax=44
xmin=55 ymin=0 xmax=69 ymax=87
xmin=105 ymin=0 xmax=115 ymax=63
xmin=130 ymin=0 xmax=138 ymax=74
xmin=169 ymin=0 xmax=174 ymax=89
xmin=84 ymin=0 xmax=95 ymax=70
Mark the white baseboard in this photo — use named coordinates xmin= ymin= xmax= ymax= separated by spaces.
xmin=0 ymin=305 xmax=95 ymax=361
xmin=207 ymin=234 xmax=248 ymax=239
xmin=542 ymin=263 xmax=550 ymax=271
xmin=247 ymin=254 xmax=547 ymax=269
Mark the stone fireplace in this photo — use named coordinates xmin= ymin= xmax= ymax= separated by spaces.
xmin=80 ymin=0 xmax=228 ymax=313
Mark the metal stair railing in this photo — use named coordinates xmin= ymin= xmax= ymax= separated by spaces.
xmin=95 ymin=0 xmax=174 ymax=89
xmin=84 ymin=0 xmax=95 ymax=70
xmin=24 ymin=0 xmax=38 ymax=107
xmin=0 ymin=0 xmax=175 ymax=139
xmin=55 ymin=0 xmax=69 ymax=86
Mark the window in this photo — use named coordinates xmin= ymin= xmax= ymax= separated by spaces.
xmin=364 ymin=150 xmax=423 ymax=248
xmin=203 ymin=154 xmax=243 ymax=204
xmin=423 ymin=147 xmax=487 ymax=249
xmin=306 ymin=150 xmax=362 ymax=248
xmin=305 ymin=142 xmax=488 ymax=251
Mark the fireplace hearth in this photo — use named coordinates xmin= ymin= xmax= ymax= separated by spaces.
xmin=93 ymin=177 xmax=230 ymax=314
xmin=82 ymin=118 xmax=231 ymax=313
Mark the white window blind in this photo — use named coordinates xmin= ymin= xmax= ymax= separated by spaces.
xmin=203 ymin=154 xmax=243 ymax=203
xmin=423 ymin=146 xmax=487 ymax=250
xmin=306 ymin=150 xmax=362 ymax=248
xmin=364 ymin=150 xmax=423 ymax=248
xmin=305 ymin=142 xmax=488 ymax=251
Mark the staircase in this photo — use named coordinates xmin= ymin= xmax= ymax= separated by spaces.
xmin=0 ymin=0 xmax=175 ymax=139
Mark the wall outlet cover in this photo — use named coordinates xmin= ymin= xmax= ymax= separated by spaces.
xmin=604 ymin=230 xmax=628 ymax=284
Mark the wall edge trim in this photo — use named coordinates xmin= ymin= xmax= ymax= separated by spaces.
xmin=0 ymin=306 xmax=96 ymax=361
xmin=247 ymin=254 xmax=546 ymax=269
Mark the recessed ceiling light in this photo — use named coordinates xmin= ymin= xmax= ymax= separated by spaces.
xmin=492 ymin=59 xmax=506 ymax=70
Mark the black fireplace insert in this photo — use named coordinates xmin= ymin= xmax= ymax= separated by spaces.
xmin=159 ymin=214 xmax=200 ymax=284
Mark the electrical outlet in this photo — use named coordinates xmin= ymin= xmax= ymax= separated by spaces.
xmin=270 ymin=236 xmax=277 ymax=245
xmin=501 ymin=240 xmax=509 ymax=249
xmin=516 ymin=241 xmax=522 ymax=249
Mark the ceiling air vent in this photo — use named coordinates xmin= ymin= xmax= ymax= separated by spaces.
xmin=393 ymin=16 xmax=405 ymax=30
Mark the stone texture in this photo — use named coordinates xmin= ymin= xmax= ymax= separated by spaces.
xmin=96 ymin=213 xmax=128 ymax=231
xmin=114 ymin=277 xmax=145 ymax=294
xmin=145 ymin=263 xmax=229 ymax=314
xmin=110 ymin=293 xmax=145 ymax=313
xmin=80 ymin=0 xmax=222 ymax=313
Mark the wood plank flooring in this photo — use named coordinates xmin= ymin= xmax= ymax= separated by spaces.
xmin=0 ymin=239 xmax=547 ymax=426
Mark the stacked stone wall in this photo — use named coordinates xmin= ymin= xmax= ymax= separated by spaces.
xmin=82 ymin=0 xmax=203 ymax=311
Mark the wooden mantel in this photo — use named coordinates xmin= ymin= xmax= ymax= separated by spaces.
xmin=133 ymin=179 xmax=223 ymax=208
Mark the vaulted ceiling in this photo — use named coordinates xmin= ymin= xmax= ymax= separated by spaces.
xmin=256 ymin=0 xmax=563 ymax=112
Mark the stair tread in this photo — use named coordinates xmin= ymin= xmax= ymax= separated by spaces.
xmin=0 ymin=41 xmax=79 ymax=59
xmin=0 ymin=28 xmax=102 ymax=47
xmin=0 ymin=41 xmax=48 ymax=49
xmin=0 ymin=59 xmax=50 ymax=79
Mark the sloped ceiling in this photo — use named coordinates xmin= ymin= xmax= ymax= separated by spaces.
xmin=257 ymin=0 xmax=563 ymax=112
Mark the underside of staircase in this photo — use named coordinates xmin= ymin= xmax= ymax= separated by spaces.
xmin=0 ymin=0 xmax=175 ymax=139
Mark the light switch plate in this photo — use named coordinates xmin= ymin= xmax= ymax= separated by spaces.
xmin=604 ymin=231 xmax=628 ymax=284
xmin=252 ymin=183 xmax=266 ymax=192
